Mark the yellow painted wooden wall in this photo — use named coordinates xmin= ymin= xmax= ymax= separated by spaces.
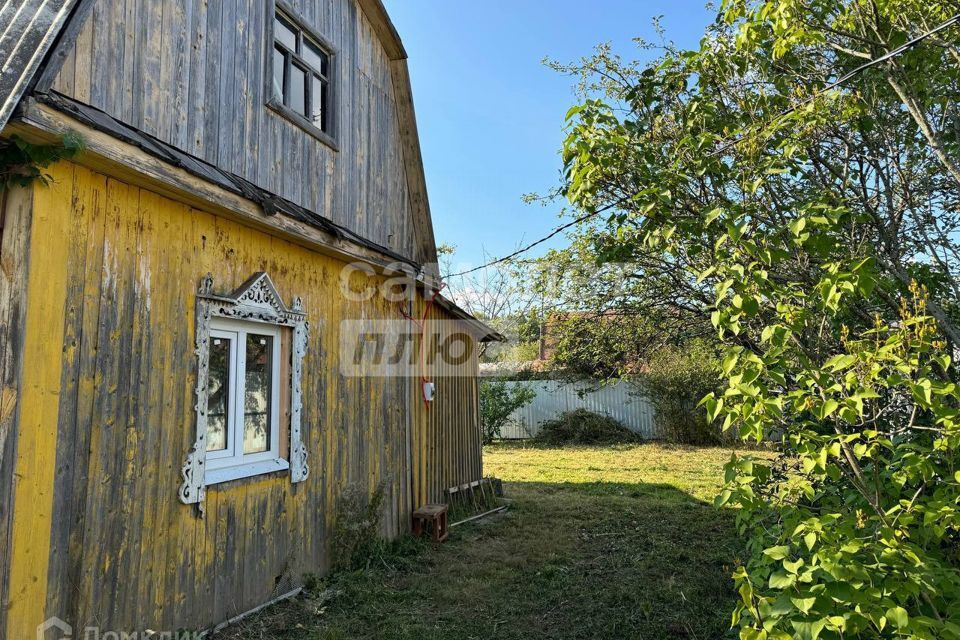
xmin=411 ymin=302 xmax=484 ymax=506
xmin=1 ymin=160 xmax=485 ymax=636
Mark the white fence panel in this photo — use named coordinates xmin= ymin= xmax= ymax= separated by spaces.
xmin=498 ymin=379 xmax=657 ymax=439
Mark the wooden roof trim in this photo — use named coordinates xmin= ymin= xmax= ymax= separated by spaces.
xmin=14 ymin=95 xmax=422 ymax=269
xmin=390 ymin=58 xmax=439 ymax=271
xmin=353 ymin=0 xmax=439 ymax=271
xmin=354 ymin=0 xmax=407 ymax=60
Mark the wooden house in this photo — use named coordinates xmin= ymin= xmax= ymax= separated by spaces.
xmin=0 ymin=0 xmax=497 ymax=635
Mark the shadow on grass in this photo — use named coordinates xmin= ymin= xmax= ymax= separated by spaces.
xmin=217 ymin=479 xmax=741 ymax=640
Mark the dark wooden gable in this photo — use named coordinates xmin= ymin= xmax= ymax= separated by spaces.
xmin=41 ymin=0 xmax=438 ymax=267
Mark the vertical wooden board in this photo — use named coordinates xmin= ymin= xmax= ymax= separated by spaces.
xmin=125 ymin=190 xmax=166 ymax=628
xmin=213 ymin=485 xmax=235 ymax=621
xmin=171 ymin=0 xmax=193 ymax=151
xmin=106 ymin=182 xmax=155 ymax=628
xmin=171 ymin=205 xmax=217 ymax=628
xmin=96 ymin=0 xmax=125 ymax=116
xmin=186 ymin=0 xmax=209 ymax=157
xmin=129 ymin=0 xmax=148 ymax=130
xmin=165 ymin=200 xmax=199 ymax=629
xmin=125 ymin=187 xmax=165 ymax=627
xmin=68 ymin=176 xmax=115 ymax=625
xmin=232 ymin=0 xmax=250 ymax=179
xmin=91 ymin=177 xmax=142 ymax=628
xmin=5 ymin=165 xmax=74 ymax=639
xmin=140 ymin=0 xmax=164 ymax=135
xmin=202 ymin=0 xmax=222 ymax=160
xmin=156 ymin=0 xmax=176 ymax=142
xmin=58 ymin=168 xmax=107 ymax=627
xmin=72 ymin=14 xmax=93 ymax=104
xmin=54 ymin=41 xmax=77 ymax=96
xmin=199 ymin=477 xmax=219 ymax=623
xmin=120 ymin=0 xmax=140 ymax=118
xmin=43 ymin=164 xmax=100 ymax=623
xmin=242 ymin=0 xmax=262 ymax=182
xmin=179 ymin=205 xmax=208 ymax=628
xmin=0 ymin=185 xmax=35 ymax=637
xmin=216 ymin=0 xmax=238 ymax=170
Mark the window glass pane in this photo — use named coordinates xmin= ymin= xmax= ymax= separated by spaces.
xmin=303 ymin=39 xmax=328 ymax=76
xmin=274 ymin=15 xmax=297 ymax=51
xmin=243 ymin=334 xmax=273 ymax=454
xmin=206 ymin=336 xmax=231 ymax=452
xmin=289 ymin=64 xmax=307 ymax=116
xmin=311 ymin=76 xmax=325 ymax=129
xmin=272 ymin=46 xmax=286 ymax=101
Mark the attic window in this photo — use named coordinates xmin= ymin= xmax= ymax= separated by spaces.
xmin=270 ymin=7 xmax=334 ymax=144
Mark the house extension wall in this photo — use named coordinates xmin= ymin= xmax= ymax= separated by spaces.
xmin=412 ymin=301 xmax=483 ymax=506
xmin=3 ymin=160 xmax=432 ymax=637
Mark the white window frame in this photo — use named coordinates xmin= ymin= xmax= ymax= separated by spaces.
xmin=180 ymin=272 xmax=310 ymax=514
xmin=204 ymin=319 xmax=287 ymax=485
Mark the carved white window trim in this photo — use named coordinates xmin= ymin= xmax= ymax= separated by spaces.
xmin=180 ymin=272 xmax=309 ymax=512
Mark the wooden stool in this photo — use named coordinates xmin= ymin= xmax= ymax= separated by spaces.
xmin=412 ymin=504 xmax=449 ymax=542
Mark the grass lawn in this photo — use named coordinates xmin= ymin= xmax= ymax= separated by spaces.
xmin=219 ymin=443 xmax=748 ymax=640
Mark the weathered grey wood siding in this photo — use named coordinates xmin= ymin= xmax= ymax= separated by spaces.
xmin=49 ymin=0 xmax=423 ymax=263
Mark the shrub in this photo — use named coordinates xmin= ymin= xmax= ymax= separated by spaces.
xmin=534 ymin=408 xmax=640 ymax=446
xmin=638 ymin=340 xmax=729 ymax=445
xmin=329 ymin=482 xmax=386 ymax=572
xmin=480 ymin=379 xmax=536 ymax=443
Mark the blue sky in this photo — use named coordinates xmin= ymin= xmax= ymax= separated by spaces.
xmin=382 ymin=1 xmax=715 ymax=272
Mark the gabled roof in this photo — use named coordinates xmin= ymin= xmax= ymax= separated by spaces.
xmin=0 ymin=0 xmax=79 ymax=131
xmin=0 ymin=0 xmax=438 ymax=270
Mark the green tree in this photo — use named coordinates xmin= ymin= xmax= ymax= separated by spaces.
xmin=640 ymin=340 xmax=727 ymax=445
xmin=558 ymin=0 xmax=960 ymax=635
xmin=479 ymin=379 xmax=537 ymax=443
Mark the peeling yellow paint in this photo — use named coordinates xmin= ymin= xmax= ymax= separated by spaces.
xmin=4 ymin=160 xmax=480 ymax=632
xmin=6 ymin=163 xmax=74 ymax=638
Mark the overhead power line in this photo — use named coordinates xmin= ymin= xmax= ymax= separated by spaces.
xmin=444 ymin=13 xmax=960 ymax=281
xmin=445 ymin=209 xmax=605 ymax=278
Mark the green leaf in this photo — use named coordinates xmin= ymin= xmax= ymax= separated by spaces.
xmin=763 ymin=545 xmax=790 ymax=560
xmin=714 ymin=489 xmax=732 ymax=508
xmin=886 ymin=606 xmax=909 ymax=629
xmin=820 ymin=399 xmax=839 ymax=419
xmin=791 ymin=596 xmax=816 ymax=614
xmin=825 ymin=353 xmax=857 ymax=371
xmin=768 ymin=570 xmax=795 ymax=589
xmin=790 ymin=619 xmax=826 ymax=640
xmin=789 ymin=217 xmax=807 ymax=237
xmin=722 ymin=352 xmax=739 ymax=376
xmin=783 ymin=558 xmax=804 ymax=574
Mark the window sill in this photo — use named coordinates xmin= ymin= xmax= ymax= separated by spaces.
xmin=205 ymin=458 xmax=290 ymax=486
xmin=267 ymin=99 xmax=339 ymax=152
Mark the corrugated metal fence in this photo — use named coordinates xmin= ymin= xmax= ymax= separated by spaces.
xmin=498 ymin=379 xmax=657 ymax=439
